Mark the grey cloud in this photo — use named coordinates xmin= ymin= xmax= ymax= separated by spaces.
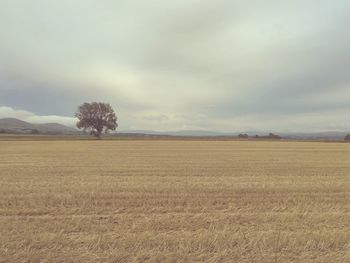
xmin=205 ymin=20 xmax=350 ymax=118
xmin=0 ymin=0 xmax=350 ymax=131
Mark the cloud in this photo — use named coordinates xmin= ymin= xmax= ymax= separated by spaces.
xmin=0 ymin=106 xmax=33 ymax=120
xmin=0 ymin=0 xmax=350 ymax=132
xmin=0 ymin=106 xmax=76 ymax=127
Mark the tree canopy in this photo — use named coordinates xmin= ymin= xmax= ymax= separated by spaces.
xmin=75 ymin=102 xmax=117 ymax=139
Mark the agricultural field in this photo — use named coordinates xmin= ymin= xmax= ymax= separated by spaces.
xmin=0 ymin=139 xmax=350 ymax=262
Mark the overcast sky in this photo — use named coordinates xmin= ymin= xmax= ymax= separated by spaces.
xmin=0 ymin=0 xmax=349 ymax=132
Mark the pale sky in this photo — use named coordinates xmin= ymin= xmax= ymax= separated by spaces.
xmin=0 ymin=0 xmax=349 ymax=132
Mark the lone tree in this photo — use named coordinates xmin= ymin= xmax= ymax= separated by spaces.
xmin=75 ymin=102 xmax=118 ymax=139
xmin=345 ymin=134 xmax=350 ymax=141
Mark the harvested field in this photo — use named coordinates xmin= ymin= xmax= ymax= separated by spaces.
xmin=0 ymin=140 xmax=350 ymax=262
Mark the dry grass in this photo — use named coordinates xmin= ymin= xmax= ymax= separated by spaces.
xmin=0 ymin=140 xmax=350 ymax=262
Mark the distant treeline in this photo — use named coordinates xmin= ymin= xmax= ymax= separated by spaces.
xmin=238 ymin=133 xmax=282 ymax=139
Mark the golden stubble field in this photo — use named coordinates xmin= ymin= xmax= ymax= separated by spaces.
xmin=0 ymin=139 xmax=350 ymax=262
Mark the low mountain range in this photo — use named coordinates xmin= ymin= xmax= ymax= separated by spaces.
xmin=0 ymin=118 xmax=78 ymax=134
xmin=118 ymin=130 xmax=349 ymax=140
xmin=0 ymin=118 xmax=349 ymax=139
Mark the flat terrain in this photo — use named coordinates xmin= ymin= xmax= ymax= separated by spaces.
xmin=0 ymin=140 xmax=350 ymax=262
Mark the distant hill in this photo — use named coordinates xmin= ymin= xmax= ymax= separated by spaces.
xmin=119 ymin=130 xmax=235 ymax=137
xmin=119 ymin=130 xmax=349 ymax=140
xmin=1 ymin=118 xmax=348 ymax=139
xmin=280 ymin=131 xmax=349 ymax=140
xmin=0 ymin=118 xmax=78 ymax=134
